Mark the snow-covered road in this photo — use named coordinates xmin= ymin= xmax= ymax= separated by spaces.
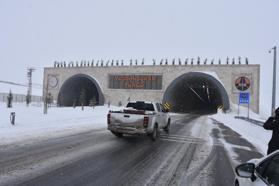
xmin=0 ymin=103 xmax=273 ymax=185
xmin=0 ymin=103 xmax=272 ymax=155
xmin=0 ymin=112 xmax=265 ymax=185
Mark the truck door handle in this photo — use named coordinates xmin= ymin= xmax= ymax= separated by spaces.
xmin=124 ymin=115 xmax=130 ymax=118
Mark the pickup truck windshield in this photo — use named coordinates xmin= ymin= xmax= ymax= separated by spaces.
xmin=126 ymin=102 xmax=155 ymax=111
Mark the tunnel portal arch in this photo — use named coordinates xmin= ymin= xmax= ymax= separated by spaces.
xmin=58 ymin=74 xmax=104 ymax=106
xmin=163 ymin=72 xmax=230 ymax=113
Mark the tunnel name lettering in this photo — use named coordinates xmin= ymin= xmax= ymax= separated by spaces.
xmin=115 ymin=75 xmax=156 ymax=81
xmin=109 ymin=75 xmax=162 ymax=90
xmin=125 ymin=81 xmax=145 ymax=89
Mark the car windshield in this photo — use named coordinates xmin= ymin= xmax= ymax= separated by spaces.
xmin=260 ymin=155 xmax=279 ymax=186
xmin=126 ymin=102 xmax=155 ymax=111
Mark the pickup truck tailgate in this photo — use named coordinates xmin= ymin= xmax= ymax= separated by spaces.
xmin=111 ymin=113 xmax=145 ymax=127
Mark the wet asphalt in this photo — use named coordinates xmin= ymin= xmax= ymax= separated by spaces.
xmin=0 ymin=114 xmax=263 ymax=186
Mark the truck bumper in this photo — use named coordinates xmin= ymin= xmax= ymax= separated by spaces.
xmin=108 ymin=125 xmax=149 ymax=135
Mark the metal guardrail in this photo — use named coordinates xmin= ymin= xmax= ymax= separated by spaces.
xmin=234 ymin=116 xmax=264 ymax=127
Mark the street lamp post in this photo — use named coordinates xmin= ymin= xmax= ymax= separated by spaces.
xmin=269 ymin=46 xmax=277 ymax=116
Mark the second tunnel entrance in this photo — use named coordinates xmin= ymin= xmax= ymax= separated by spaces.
xmin=163 ymin=72 xmax=230 ymax=114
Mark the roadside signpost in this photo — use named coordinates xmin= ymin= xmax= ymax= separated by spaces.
xmin=239 ymin=92 xmax=250 ymax=104
xmin=238 ymin=92 xmax=250 ymax=118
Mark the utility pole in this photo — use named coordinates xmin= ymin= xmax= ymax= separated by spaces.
xmin=26 ymin=67 xmax=35 ymax=106
xmin=269 ymin=46 xmax=277 ymax=116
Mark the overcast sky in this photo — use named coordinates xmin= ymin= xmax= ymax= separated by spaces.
xmin=0 ymin=0 xmax=278 ymax=115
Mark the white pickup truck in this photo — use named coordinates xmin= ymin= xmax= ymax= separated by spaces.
xmin=107 ymin=101 xmax=171 ymax=140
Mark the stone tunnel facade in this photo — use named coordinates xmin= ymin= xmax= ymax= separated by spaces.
xmin=43 ymin=64 xmax=260 ymax=113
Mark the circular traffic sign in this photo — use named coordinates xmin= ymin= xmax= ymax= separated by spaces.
xmin=235 ymin=76 xmax=250 ymax=91
xmin=48 ymin=75 xmax=58 ymax=88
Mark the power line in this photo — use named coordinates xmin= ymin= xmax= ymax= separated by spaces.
xmin=0 ymin=80 xmax=42 ymax=89
xmin=0 ymin=80 xmax=27 ymax=87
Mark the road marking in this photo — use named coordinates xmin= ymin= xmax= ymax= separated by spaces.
xmin=160 ymin=134 xmax=203 ymax=140
xmin=160 ymin=134 xmax=205 ymax=144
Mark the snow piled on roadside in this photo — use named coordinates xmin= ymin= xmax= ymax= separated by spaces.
xmin=211 ymin=104 xmax=271 ymax=154
xmin=0 ymin=103 xmax=119 ymax=146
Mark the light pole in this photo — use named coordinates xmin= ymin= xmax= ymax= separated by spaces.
xmin=269 ymin=46 xmax=277 ymax=116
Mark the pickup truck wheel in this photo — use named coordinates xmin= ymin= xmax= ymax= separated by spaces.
xmin=164 ymin=120 xmax=170 ymax=134
xmin=111 ymin=131 xmax=123 ymax=138
xmin=151 ymin=125 xmax=158 ymax=141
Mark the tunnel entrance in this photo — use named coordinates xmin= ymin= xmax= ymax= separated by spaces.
xmin=58 ymin=74 xmax=104 ymax=107
xmin=163 ymin=72 xmax=230 ymax=114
